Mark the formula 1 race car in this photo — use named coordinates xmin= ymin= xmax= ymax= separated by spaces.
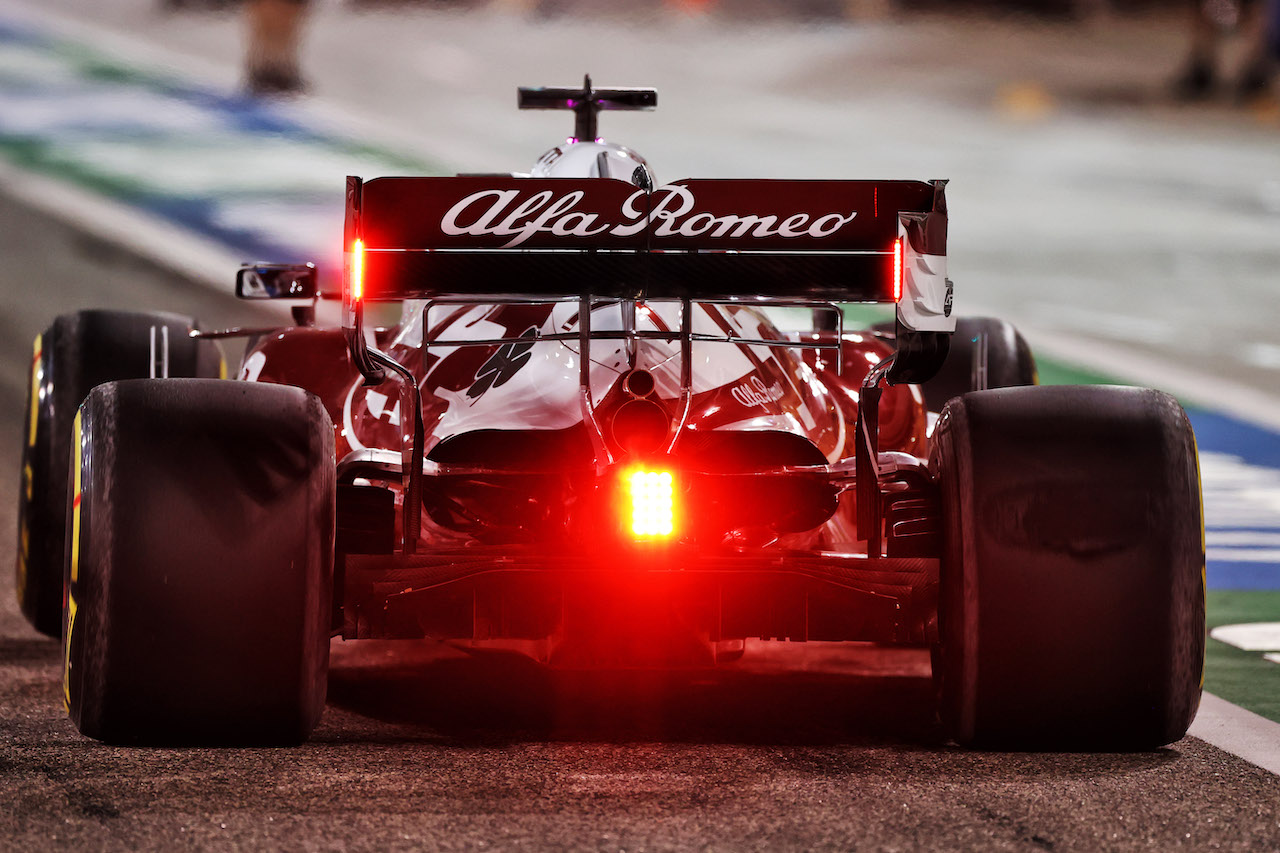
xmin=16 ymin=79 xmax=1205 ymax=749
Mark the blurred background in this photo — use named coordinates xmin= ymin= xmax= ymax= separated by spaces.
xmin=2 ymin=0 xmax=1277 ymax=394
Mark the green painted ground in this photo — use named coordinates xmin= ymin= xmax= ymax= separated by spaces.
xmin=1205 ymin=591 xmax=1280 ymax=723
xmin=1035 ymin=358 xmax=1114 ymax=387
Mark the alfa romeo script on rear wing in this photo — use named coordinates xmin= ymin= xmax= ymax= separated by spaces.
xmin=342 ymin=176 xmax=951 ymax=308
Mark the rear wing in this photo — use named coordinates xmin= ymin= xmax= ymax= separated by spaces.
xmin=341 ymin=174 xmax=954 ymax=391
xmin=342 ymin=175 xmax=950 ymax=311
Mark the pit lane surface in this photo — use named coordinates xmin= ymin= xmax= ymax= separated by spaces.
xmin=1 ymin=195 xmax=1279 ymax=853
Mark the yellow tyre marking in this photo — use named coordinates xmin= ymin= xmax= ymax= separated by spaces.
xmin=64 ymin=408 xmax=84 ymax=713
xmin=18 ymin=462 xmax=33 ymax=600
xmin=28 ymin=334 xmax=41 ymax=448
xmin=70 ymin=410 xmax=82 ymax=584
xmin=19 ymin=333 xmax=41 ymax=611
xmin=62 ymin=595 xmax=76 ymax=713
xmin=1192 ymin=425 xmax=1206 ymax=691
xmin=16 ymin=525 xmax=28 ymax=605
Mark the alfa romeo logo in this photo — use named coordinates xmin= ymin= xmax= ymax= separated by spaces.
xmin=466 ymin=327 xmax=538 ymax=399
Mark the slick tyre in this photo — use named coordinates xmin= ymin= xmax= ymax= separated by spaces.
xmin=932 ymin=386 xmax=1204 ymax=750
xmin=16 ymin=310 xmax=220 ymax=637
xmin=918 ymin=317 xmax=1036 ymax=413
xmin=64 ymin=379 xmax=334 ymax=745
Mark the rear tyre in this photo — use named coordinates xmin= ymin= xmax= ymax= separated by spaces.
xmin=64 ymin=379 xmax=334 ymax=745
xmin=16 ymin=310 xmax=220 ymax=637
xmin=932 ymin=385 xmax=1204 ymax=750
xmin=918 ymin=317 xmax=1036 ymax=413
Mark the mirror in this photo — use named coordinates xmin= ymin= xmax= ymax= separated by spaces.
xmin=236 ymin=263 xmax=318 ymax=299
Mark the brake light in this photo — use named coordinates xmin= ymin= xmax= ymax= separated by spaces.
xmin=352 ymin=238 xmax=365 ymax=301
xmin=892 ymin=236 xmax=903 ymax=302
xmin=627 ymin=469 xmax=675 ymax=538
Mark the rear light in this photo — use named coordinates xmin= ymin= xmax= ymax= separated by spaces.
xmin=352 ymin=238 xmax=365 ymax=302
xmin=892 ymin=236 xmax=903 ymax=302
xmin=627 ymin=469 xmax=675 ymax=538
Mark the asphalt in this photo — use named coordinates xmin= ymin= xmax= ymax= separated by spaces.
xmin=1 ymin=187 xmax=1280 ymax=852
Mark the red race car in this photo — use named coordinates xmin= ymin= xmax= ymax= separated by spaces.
xmin=17 ymin=79 xmax=1204 ymax=749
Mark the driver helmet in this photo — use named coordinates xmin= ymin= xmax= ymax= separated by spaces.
xmin=531 ymin=140 xmax=655 ymax=187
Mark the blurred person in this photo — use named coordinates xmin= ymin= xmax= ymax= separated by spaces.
xmin=245 ymin=0 xmax=310 ymax=96
xmin=1174 ymin=0 xmax=1275 ymax=100
xmin=1272 ymin=0 xmax=1280 ymax=61
xmin=160 ymin=0 xmax=237 ymax=8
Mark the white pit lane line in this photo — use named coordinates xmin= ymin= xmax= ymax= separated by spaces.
xmin=1210 ymin=622 xmax=1280 ymax=671
xmin=4 ymin=1 xmax=1280 ymax=776
xmin=1189 ymin=694 xmax=1280 ymax=777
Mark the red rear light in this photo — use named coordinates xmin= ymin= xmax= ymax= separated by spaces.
xmin=892 ymin=236 xmax=903 ymax=302
xmin=626 ymin=469 xmax=675 ymax=538
xmin=352 ymin=238 xmax=365 ymax=302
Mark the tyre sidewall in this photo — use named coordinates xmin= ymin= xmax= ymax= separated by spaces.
xmin=19 ymin=311 xmax=207 ymax=637
xmin=934 ymin=386 xmax=1204 ymax=749
xmin=67 ymin=379 xmax=334 ymax=745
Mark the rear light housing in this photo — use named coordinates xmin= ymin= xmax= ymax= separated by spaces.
xmin=351 ymin=238 xmax=365 ymax=302
xmin=892 ymin=236 xmax=903 ymax=302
